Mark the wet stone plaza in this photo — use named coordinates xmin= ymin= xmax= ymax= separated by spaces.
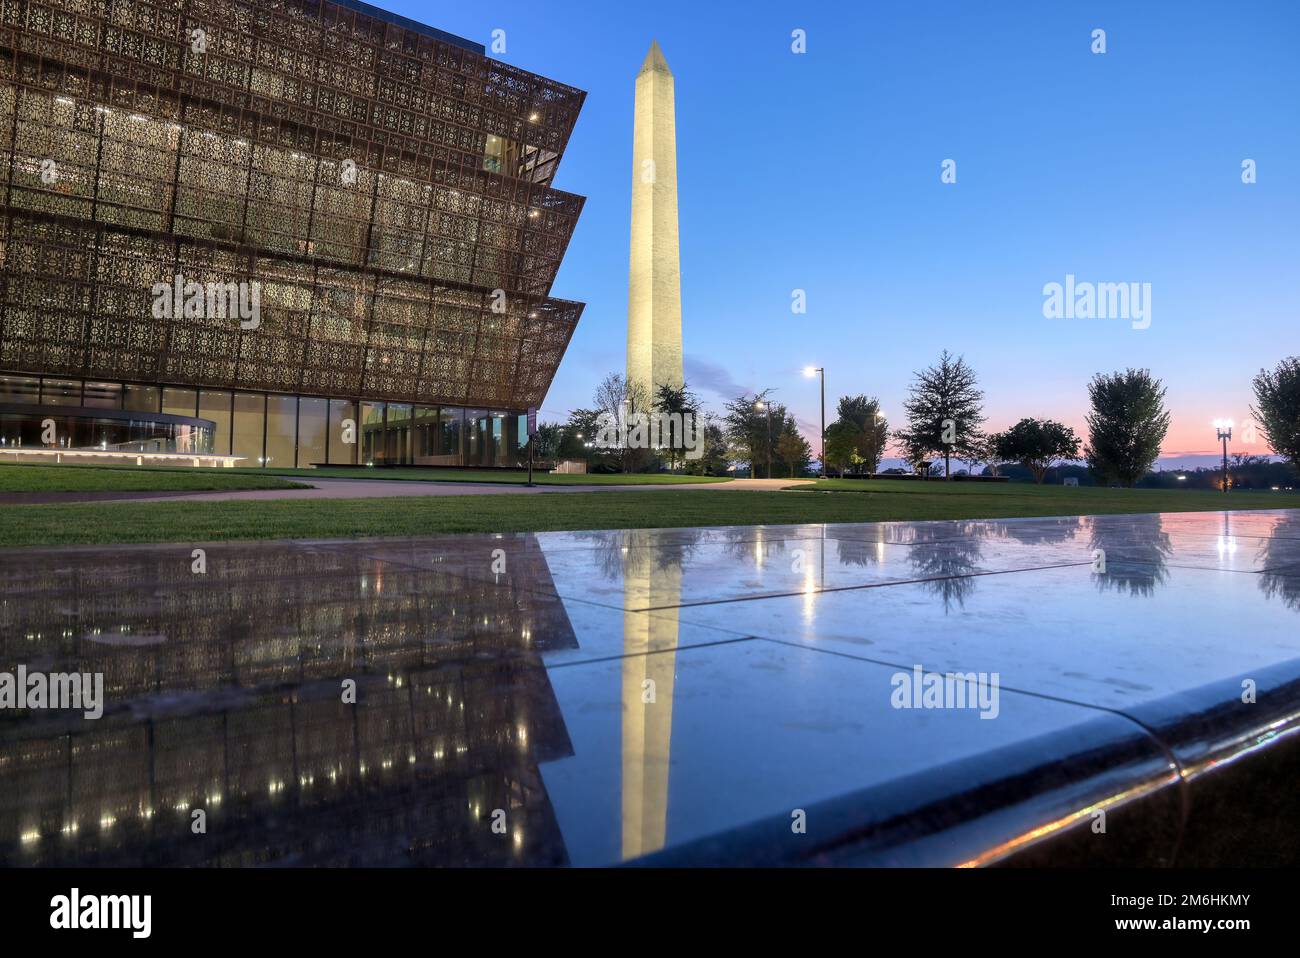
xmin=2 ymin=510 xmax=1299 ymax=867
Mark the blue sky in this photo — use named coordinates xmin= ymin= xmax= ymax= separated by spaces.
xmin=384 ymin=0 xmax=1298 ymax=463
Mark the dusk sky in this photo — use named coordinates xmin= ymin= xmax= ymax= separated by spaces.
xmin=385 ymin=0 xmax=1298 ymax=465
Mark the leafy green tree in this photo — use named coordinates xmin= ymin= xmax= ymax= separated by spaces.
xmin=532 ymin=422 xmax=563 ymax=461
xmin=899 ymin=350 xmax=985 ymax=478
xmin=682 ymin=415 xmax=730 ymax=476
xmin=1084 ymin=369 xmax=1170 ymax=487
xmin=652 ymin=381 xmax=702 ymax=472
xmin=773 ymin=415 xmax=812 ymax=477
xmin=826 ymin=395 xmax=889 ymax=475
xmin=962 ymin=432 xmax=998 ymax=477
xmin=561 ymin=407 xmax=603 ymax=463
xmin=1251 ymin=357 xmax=1300 ymax=478
xmin=892 ymin=428 xmax=932 ymax=476
xmin=824 ymin=419 xmax=862 ymax=476
xmin=722 ymin=390 xmax=777 ymax=477
xmin=991 ymin=418 xmax=1082 ymax=483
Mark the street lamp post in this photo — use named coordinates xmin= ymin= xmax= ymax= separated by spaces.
xmin=1214 ymin=419 xmax=1233 ymax=494
xmin=755 ymin=400 xmax=772 ymax=479
xmin=804 ymin=366 xmax=825 ymax=479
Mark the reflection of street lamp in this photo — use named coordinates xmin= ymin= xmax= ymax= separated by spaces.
xmin=754 ymin=400 xmax=772 ymax=479
xmin=1214 ymin=419 xmax=1233 ymax=494
xmin=804 ymin=366 xmax=825 ymax=479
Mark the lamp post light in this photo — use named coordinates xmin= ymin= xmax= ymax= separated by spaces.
xmin=804 ymin=366 xmax=825 ymax=479
xmin=1213 ymin=419 xmax=1233 ymax=494
xmin=754 ymin=400 xmax=772 ymax=479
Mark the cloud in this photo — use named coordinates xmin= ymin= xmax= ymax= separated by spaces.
xmin=685 ymin=354 xmax=752 ymax=400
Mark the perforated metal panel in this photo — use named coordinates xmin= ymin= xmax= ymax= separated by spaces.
xmin=0 ymin=0 xmax=585 ymax=409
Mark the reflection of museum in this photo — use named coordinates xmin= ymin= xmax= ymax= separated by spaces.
xmin=0 ymin=0 xmax=585 ymax=467
xmin=0 ymin=540 xmax=580 ymax=865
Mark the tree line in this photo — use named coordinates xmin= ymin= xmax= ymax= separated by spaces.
xmin=536 ymin=354 xmax=1300 ymax=484
xmin=828 ymin=351 xmax=1300 ymax=486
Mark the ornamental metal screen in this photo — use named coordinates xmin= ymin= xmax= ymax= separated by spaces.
xmin=0 ymin=0 xmax=585 ymax=409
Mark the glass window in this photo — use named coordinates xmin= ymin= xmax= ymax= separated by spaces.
xmin=491 ymin=413 xmax=506 ymax=467
xmin=265 ymin=395 xmax=297 ymax=468
xmin=162 ymin=387 xmax=198 ymax=419
xmin=123 ymin=384 xmax=160 ymax=413
xmin=465 ymin=409 xmax=489 ymax=466
xmin=232 ymin=392 xmax=265 ymax=466
xmin=83 ymin=382 xmax=123 ymax=409
xmin=199 ymin=390 xmax=233 ymax=456
xmin=439 ymin=407 xmax=463 ymax=465
xmin=327 ymin=400 xmax=358 ymax=465
xmin=0 ymin=376 xmax=40 ymax=404
xmin=386 ymin=403 xmax=412 ymax=465
xmin=41 ymin=379 xmax=81 ymax=406
xmin=514 ymin=413 xmax=529 ymax=454
xmin=483 ymin=135 xmax=505 ymax=174
xmin=297 ymin=397 xmax=327 ymax=467
xmin=360 ymin=402 xmax=384 ymax=465
xmin=412 ymin=406 xmax=438 ymax=460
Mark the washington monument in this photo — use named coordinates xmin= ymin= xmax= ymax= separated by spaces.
xmin=627 ymin=40 xmax=684 ymax=401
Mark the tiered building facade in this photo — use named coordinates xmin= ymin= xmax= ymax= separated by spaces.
xmin=0 ymin=0 xmax=585 ymax=466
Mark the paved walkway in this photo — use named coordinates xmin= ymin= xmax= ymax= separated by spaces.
xmin=33 ymin=476 xmax=813 ymax=504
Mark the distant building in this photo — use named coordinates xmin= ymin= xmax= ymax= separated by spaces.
xmin=0 ymin=0 xmax=586 ymax=467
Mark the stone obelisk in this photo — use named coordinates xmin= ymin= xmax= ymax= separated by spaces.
xmin=627 ymin=40 xmax=684 ymax=402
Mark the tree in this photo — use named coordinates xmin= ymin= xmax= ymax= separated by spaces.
xmin=561 ymin=408 xmax=603 ymax=462
xmin=1084 ymin=369 xmax=1170 ymax=487
xmin=722 ymin=390 xmax=777 ymax=477
xmin=824 ymin=419 xmax=862 ymax=477
xmin=991 ymin=418 xmax=1082 ymax=483
xmin=892 ymin=428 xmax=932 ymax=476
xmin=899 ymin=350 xmax=985 ymax=478
xmin=532 ymin=422 xmax=564 ymax=461
xmin=774 ymin=418 xmax=812 ymax=478
xmin=591 ymin=373 xmax=650 ymax=473
xmin=652 ymin=381 xmax=702 ymax=472
xmin=826 ymin=395 xmax=889 ymax=475
xmin=963 ymin=431 xmax=998 ymax=477
xmin=1251 ymin=357 xmax=1300 ymax=477
xmin=682 ymin=415 xmax=730 ymax=476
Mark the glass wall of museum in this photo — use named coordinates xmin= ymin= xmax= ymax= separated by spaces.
xmin=0 ymin=375 xmax=529 ymax=468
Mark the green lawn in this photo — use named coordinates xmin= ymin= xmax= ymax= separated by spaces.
xmin=0 ymin=481 xmax=1294 ymax=547
xmin=3 ymin=463 xmax=731 ymax=487
xmin=0 ymin=463 xmax=307 ymax=494
xmin=235 ymin=466 xmax=732 ymax=486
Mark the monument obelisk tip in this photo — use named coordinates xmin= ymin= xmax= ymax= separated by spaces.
xmin=639 ymin=39 xmax=672 ymax=76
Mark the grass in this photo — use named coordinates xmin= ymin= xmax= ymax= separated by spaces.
xmin=0 ymin=463 xmax=307 ymax=494
xmin=234 ymin=466 xmax=733 ymax=486
xmin=0 ymin=481 xmax=1295 ymax=547
xmin=2 ymin=462 xmax=732 ymax=488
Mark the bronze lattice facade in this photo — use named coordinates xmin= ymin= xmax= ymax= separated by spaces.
xmin=0 ymin=0 xmax=585 ymax=466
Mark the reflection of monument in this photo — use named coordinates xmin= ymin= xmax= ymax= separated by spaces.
xmin=627 ymin=40 xmax=685 ymax=399
xmin=620 ymin=543 xmax=683 ymax=859
xmin=598 ymin=530 xmax=696 ymax=857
